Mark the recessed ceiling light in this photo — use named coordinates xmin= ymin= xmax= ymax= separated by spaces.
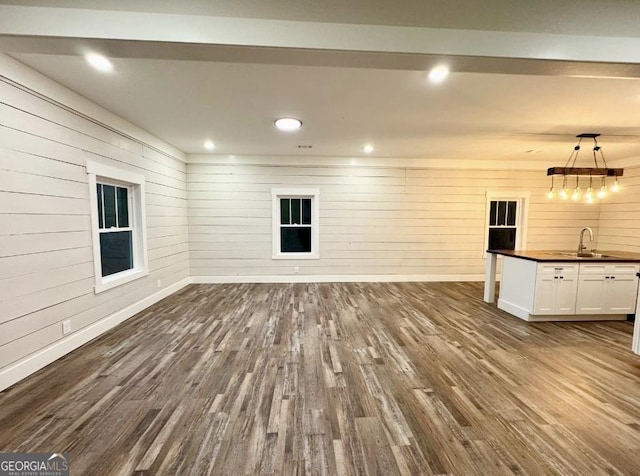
xmin=363 ymin=144 xmax=375 ymax=154
xmin=428 ymin=65 xmax=449 ymax=84
xmin=275 ymin=118 xmax=302 ymax=131
xmin=204 ymin=140 xmax=215 ymax=151
xmin=85 ymin=53 xmax=113 ymax=73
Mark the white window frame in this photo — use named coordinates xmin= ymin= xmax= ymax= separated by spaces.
xmin=272 ymin=188 xmax=320 ymax=260
xmin=87 ymin=161 xmax=149 ymax=293
xmin=483 ymin=191 xmax=529 ymax=256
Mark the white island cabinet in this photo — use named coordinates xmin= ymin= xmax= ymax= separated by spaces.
xmin=576 ymin=263 xmax=639 ymax=314
xmin=493 ymin=253 xmax=639 ymax=322
xmin=532 ymin=263 xmax=579 ymax=315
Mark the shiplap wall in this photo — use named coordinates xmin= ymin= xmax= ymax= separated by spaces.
xmin=597 ymin=166 xmax=640 ymax=252
xmin=0 ymin=56 xmax=189 ymax=382
xmin=187 ymin=157 xmax=601 ymax=280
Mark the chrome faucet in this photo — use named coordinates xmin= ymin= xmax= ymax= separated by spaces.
xmin=578 ymin=227 xmax=594 ymax=255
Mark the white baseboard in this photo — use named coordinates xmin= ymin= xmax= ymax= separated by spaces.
xmin=525 ymin=314 xmax=627 ymax=322
xmin=191 ymin=274 xmax=487 ymax=284
xmin=0 ymin=277 xmax=191 ymax=392
xmin=497 ymin=299 xmax=532 ymax=320
xmin=498 ymin=299 xmax=628 ymax=322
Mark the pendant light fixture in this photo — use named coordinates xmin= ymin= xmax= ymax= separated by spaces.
xmin=547 ymin=133 xmax=622 ymax=203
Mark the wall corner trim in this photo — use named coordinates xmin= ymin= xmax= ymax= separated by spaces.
xmin=0 ymin=277 xmax=192 ymax=392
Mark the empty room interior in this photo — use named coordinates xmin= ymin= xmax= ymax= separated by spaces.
xmin=2 ymin=1 xmax=640 ymax=474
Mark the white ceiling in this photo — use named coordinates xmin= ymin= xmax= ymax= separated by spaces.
xmin=1 ymin=1 xmax=640 ymax=163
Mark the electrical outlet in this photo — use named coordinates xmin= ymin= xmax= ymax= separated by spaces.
xmin=294 ymin=267 xmax=299 ymax=274
xmin=157 ymin=279 xmax=162 ymax=288
xmin=62 ymin=320 xmax=71 ymax=335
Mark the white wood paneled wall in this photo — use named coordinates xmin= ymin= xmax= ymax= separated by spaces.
xmin=598 ymin=166 xmax=640 ymax=252
xmin=187 ymin=158 xmax=601 ymax=280
xmin=0 ymin=62 xmax=189 ymax=376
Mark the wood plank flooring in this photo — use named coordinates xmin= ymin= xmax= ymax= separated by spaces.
xmin=2 ymin=282 xmax=640 ymax=475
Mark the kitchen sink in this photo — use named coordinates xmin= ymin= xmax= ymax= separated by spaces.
xmin=549 ymin=251 xmax=616 ymax=258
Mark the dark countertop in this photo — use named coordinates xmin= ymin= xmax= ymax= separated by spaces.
xmin=487 ymin=249 xmax=640 ymax=263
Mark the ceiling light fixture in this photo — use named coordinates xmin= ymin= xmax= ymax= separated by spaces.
xmin=204 ymin=140 xmax=215 ymax=151
xmin=274 ymin=118 xmax=302 ymax=131
xmin=428 ymin=65 xmax=449 ymax=84
xmin=85 ymin=53 xmax=113 ymax=73
xmin=547 ymin=133 xmax=622 ymax=203
xmin=363 ymin=144 xmax=375 ymax=154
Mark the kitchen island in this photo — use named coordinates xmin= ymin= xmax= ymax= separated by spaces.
xmin=484 ymin=249 xmax=640 ymax=322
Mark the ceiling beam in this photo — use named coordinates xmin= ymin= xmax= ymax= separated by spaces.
xmin=1 ymin=36 xmax=640 ymax=79
xmin=2 ymin=5 xmax=640 ymax=66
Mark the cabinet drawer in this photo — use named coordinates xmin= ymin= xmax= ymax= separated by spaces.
xmin=579 ymin=263 xmax=640 ymax=275
xmin=610 ymin=264 xmax=639 ymax=275
xmin=537 ymin=263 xmax=579 ymax=275
xmin=579 ymin=263 xmax=609 ymax=275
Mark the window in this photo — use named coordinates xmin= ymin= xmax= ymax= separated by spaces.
xmin=280 ymin=198 xmax=312 ymax=252
xmin=484 ymin=192 xmax=529 ymax=253
xmin=272 ymin=188 xmax=319 ymax=259
xmin=87 ymin=161 xmax=148 ymax=293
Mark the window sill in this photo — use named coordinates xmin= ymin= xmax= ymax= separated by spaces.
xmin=272 ymin=253 xmax=319 ymax=260
xmin=94 ymin=268 xmax=149 ymax=294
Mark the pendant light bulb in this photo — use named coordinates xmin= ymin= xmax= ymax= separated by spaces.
xmin=547 ymin=176 xmax=555 ymax=199
xmin=560 ymin=176 xmax=568 ymax=199
xmin=585 ymin=187 xmax=593 ymax=200
xmin=597 ymin=176 xmax=607 ymax=199
xmin=611 ymin=178 xmax=620 ymax=192
xmin=585 ymin=176 xmax=593 ymax=201
xmin=597 ymin=185 xmax=607 ymax=199
xmin=571 ymin=176 xmax=581 ymax=201
xmin=571 ymin=187 xmax=581 ymax=201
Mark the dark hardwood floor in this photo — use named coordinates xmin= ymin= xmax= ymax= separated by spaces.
xmin=1 ymin=282 xmax=640 ymax=475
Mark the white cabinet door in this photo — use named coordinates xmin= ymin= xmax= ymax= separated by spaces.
xmin=606 ymin=275 xmax=639 ymax=313
xmin=534 ymin=273 xmax=579 ymax=315
xmin=555 ymin=276 xmax=578 ymax=314
xmin=533 ymin=275 xmax=557 ymax=315
xmin=576 ymin=263 xmax=639 ymax=315
xmin=575 ymin=275 xmax=607 ymax=314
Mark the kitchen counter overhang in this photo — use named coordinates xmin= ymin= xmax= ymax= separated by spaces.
xmin=487 ymin=249 xmax=640 ymax=263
